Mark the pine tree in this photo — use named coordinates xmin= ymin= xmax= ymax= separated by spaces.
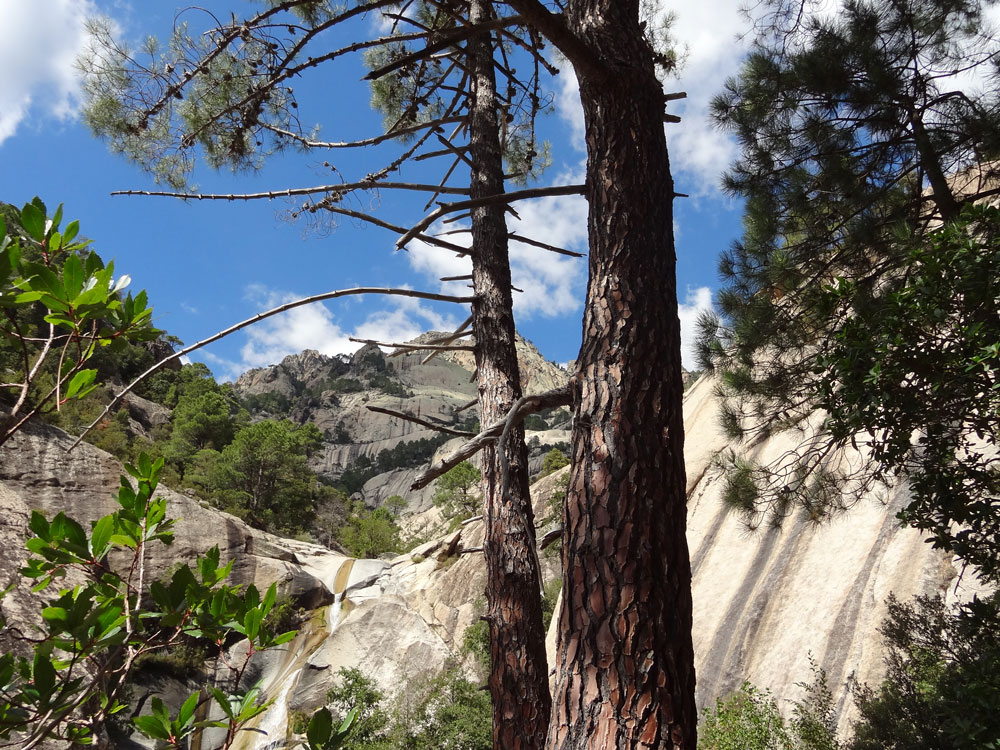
xmin=700 ymin=0 xmax=1000 ymax=575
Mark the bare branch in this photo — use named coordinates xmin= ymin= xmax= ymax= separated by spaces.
xmin=366 ymin=405 xmax=475 ymax=436
xmin=348 ymin=336 xmax=475 ymax=352
xmin=456 ymin=398 xmax=477 ymax=413
xmin=260 ymin=115 xmax=466 ymax=148
xmin=508 ymin=232 xmax=584 ymax=258
xmin=397 ymin=184 xmax=586 ymax=249
xmin=419 ymin=314 xmax=474 ymax=364
xmin=363 ymin=16 xmax=523 ymax=81
xmin=71 ymin=287 xmax=474 ymax=450
xmin=411 ymin=383 xmax=572 ymax=489
xmin=110 ymin=180 xmax=470 ymax=201
xmin=539 ymin=526 xmax=562 ymax=549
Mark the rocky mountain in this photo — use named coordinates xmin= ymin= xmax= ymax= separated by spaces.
xmin=0 ymin=360 xmax=976 ymax=745
xmin=232 ymin=335 xmax=572 ymax=511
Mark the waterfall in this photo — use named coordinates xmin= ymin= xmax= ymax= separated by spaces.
xmin=226 ymin=557 xmax=355 ymax=750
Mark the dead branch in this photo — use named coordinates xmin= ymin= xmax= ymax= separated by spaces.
xmin=455 ymin=398 xmax=478 ymax=413
xmin=419 ymin=315 xmax=473 ymax=364
xmin=539 ymin=527 xmax=562 ymax=549
xmin=348 ymin=337 xmax=475 ymax=352
xmin=71 ymin=287 xmax=474 ymax=450
xmin=363 ymin=16 xmax=523 ymax=81
xmin=260 ymin=116 xmax=466 ymax=148
xmin=507 ymin=232 xmax=585 ymax=258
xmin=396 ymin=184 xmax=586 ymax=249
xmin=365 ymin=406 xmax=475 ymax=437
xmin=411 ymin=383 xmax=572 ymax=489
xmin=110 ymin=180 xmax=470 ymax=201
xmin=498 ymin=383 xmax=574 ymax=500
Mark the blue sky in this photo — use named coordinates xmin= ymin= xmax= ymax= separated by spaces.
xmin=0 ymin=0 xmax=749 ymax=380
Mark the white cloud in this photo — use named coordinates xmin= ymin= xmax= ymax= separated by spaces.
xmin=235 ymin=284 xmax=462 ymax=370
xmin=678 ymin=286 xmax=714 ymax=370
xmin=407 ymin=170 xmax=589 ymax=319
xmin=551 ymin=0 xmax=750 ymax=195
xmin=0 ymin=1 xmax=98 ymax=144
xmin=665 ymin=0 xmax=750 ymax=193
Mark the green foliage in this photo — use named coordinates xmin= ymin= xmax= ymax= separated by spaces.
xmin=817 ymin=205 xmax=1000 ymax=579
xmin=210 ymin=419 xmax=327 ymax=534
xmin=337 ymin=498 xmax=405 ymax=558
xmin=849 ymin=592 xmax=1000 ymax=750
xmin=432 ymin=461 xmax=481 ymax=519
xmin=699 ymin=668 xmax=838 ymax=750
xmin=326 ymin=667 xmax=392 ymax=749
xmin=699 ymin=684 xmax=792 ymax=750
xmin=402 ymin=665 xmax=492 ymax=750
xmin=702 ymin=0 xmax=1000 ymax=579
xmin=461 ymin=618 xmax=490 ymax=673
xmin=0 ymin=453 xmax=297 ymax=748
xmin=538 ymin=448 xmax=569 ymax=479
xmin=0 ymin=199 xmax=159 ymax=446
xmin=523 ymin=413 xmax=548 ymax=431
xmin=330 ymin=377 xmax=365 ymax=393
xmin=322 ymin=663 xmax=490 ymax=750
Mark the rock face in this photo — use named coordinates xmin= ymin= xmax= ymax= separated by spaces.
xmin=232 ymin=335 xmax=572 ymax=511
xmin=0 ymin=367 xmax=974 ymax=743
xmin=678 ymin=375 xmax=967 ymax=733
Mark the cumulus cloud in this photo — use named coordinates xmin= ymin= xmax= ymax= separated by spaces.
xmin=407 ymin=171 xmax=589 ymax=318
xmin=0 ymin=1 xmax=98 ymax=144
xmin=678 ymin=286 xmax=714 ymax=370
xmin=553 ymin=0 xmax=750 ymax=194
xmin=235 ymin=284 xmax=461 ymax=370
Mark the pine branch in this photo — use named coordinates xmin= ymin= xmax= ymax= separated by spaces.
xmin=260 ymin=116 xmax=466 ymax=148
xmin=418 ymin=315 xmax=473 ymax=364
xmin=508 ymin=232 xmax=584 ymax=257
xmin=110 ymin=180 xmax=470 ymax=200
xmin=363 ymin=16 xmax=523 ymax=82
xmin=347 ymin=336 xmax=475 ymax=352
xmin=396 ymin=184 xmax=586 ymax=249
xmin=411 ymin=383 xmax=572 ymax=489
xmin=71 ymin=287 xmax=474 ymax=450
xmin=499 ymin=0 xmax=606 ymax=81
xmin=365 ymin=406 xmax=475 ymax=437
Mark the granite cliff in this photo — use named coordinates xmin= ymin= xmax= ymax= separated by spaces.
xmin=0 ymin=347 xmax=976 ymax=745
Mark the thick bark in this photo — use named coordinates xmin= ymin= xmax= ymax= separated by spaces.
xmin=467 ymin=1 xmax=551 ymax=748
xmin=544 ymin=2 xmax=697 ymax=748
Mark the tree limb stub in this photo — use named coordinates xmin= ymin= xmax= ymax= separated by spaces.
xmin=71 ymin=287 xmax=474 ymax=451
xmin=411 ymin=383 xmax=572 ymax=489
xmin=365 ymin=406 xmax=476 ymax=437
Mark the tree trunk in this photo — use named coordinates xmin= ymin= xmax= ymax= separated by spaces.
xmin=467 ymin=2 xmax=551 ymax=748
xmin=545 ymin=2 xmax=697 ymax=748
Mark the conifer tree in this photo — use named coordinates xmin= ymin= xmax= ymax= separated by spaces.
xmin=700 ymin=0 xmax=1000 ymax=575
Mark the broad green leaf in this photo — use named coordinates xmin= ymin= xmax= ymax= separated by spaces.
xmin=133 ymin=714 xmax=171 ymax=740
xmin=307 ymin=707 xmax=333 ymax=748
xmin=20 ymin=203 xmax=45 ymax=242
xmin=178 ymin=692 xmax=199 ymax=726
xmin=90 ymin=515 xmax=114 ymax=558
xmin=62 ymin=254 xmax=84 ymax=299
xmin=65 ymin=370 xmax=97 ymax=400
xmin=62 ymin=220 xmax=79 ymax=245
